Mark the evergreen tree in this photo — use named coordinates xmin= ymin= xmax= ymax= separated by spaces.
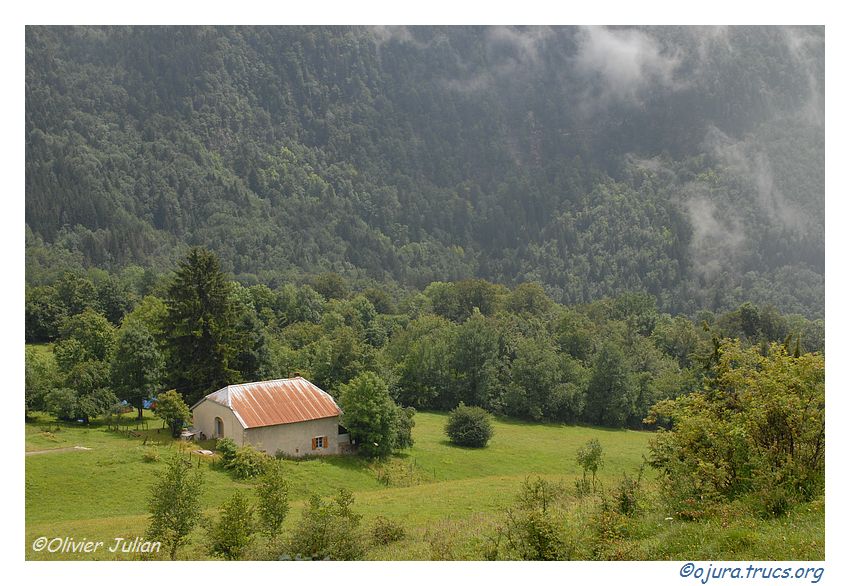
xmin=163 ymin=248 xmax=241 ymax=403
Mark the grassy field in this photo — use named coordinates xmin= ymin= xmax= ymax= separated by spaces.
xmin=25 ymin=410 xmax=824 ymax=561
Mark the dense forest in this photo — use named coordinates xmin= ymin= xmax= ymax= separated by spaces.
xmin=25 ymin=247 xmax=824 ymax=431
xmin=25 ymin=26 xmax=824 ymax=319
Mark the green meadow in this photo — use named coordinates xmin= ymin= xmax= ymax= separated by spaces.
xmin=25 ymin=410 xmax=823 ymax=561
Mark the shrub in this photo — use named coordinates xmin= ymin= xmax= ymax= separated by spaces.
xmin=488 ymin=477 xmax=570 ymax=560
xmin=215 ymin=437 xmax=239 ymax=466
xmin=286 ymin=488 xmax=365 ymax=560
xmin=445 ymin=403 xmax=493 ymax=448
xmin=426 ymin=524 xmax=459 ymax=561
xmin=371 ymin=516 xmax=406 ymax=546
xmin=206 ymin=491 xmax=255 ymax=560
xmin=576 ymin=439 xmax=604 ymax=494
xmin=146 ymin=455 xmax=204 ymax=560
xmin=227 ymin=445 xmax=269 ymax=479
xmin=594 ymin=496 xmax=630 ymax=548
xmin=255 ymin=461 xmax=290 ymax=543
xmin=501 ymin=506 xmax=566 ymax=560
xmin=142 ymin=446 xmax=160 ymax=463
xmin=516 ymin=476 xmax=566 ymax=512
xmin=613 ymin=468 xmax=643 ymax=516
xmin=647 ymin=341 xmax=824 ymax=518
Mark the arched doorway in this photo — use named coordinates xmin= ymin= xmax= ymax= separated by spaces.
xmin=214 ymin=417 xmax=223 ymax=438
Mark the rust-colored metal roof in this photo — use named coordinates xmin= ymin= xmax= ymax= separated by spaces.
xmin=198 ymin=377 xmax=342 ymax=429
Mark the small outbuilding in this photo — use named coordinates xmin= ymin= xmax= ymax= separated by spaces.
xmin=190 ymin=377 xmax=352 ymax=457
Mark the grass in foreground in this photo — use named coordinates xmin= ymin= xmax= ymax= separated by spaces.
xmin=25 ymin=411 xmax=824 ymax=560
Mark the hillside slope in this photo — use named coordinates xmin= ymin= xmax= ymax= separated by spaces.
xmin=25 ymin=26 xmax=824 ymax=317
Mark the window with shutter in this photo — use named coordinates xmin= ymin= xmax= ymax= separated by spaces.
xmin=312 ymin=437 xmax=317 ymax=450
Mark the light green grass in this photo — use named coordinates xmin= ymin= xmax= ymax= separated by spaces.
xmin=25 ymin=411 xmax=823 ymax=561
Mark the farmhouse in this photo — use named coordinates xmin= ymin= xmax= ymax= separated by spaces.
xmin=190 ymin=377 xmax=352 ymax=457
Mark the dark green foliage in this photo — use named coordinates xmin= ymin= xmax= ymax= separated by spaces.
xmin=154 ymin=389 xmax=191 ymax=437
xmin=95 ymin=275 xmax=134 ymax=325
xmin=394 ymin=405 xmax=416 ymax=450
xmin=45 ymin=310 xmax=119 ymax=422
xmin=146 ymin=455 xmax=205 ymax=560
xmin=445 ymin=403 xmax=493 ymax=448
xmin=505 ymin=282 xmax=554 ymax=317
xmin=338 ymin=372 xmax=401 ymax=458
xmin=309 ymin=325 xmax=373 ymax=393
xmin=111 ymin=322 xmax=164 ymax=419
xmin=651 ymin=315 xmax=701 ymax=368
xmin=74 ymin=386 xmax=120 ymax=423
xmin=554 ymin=309 xmax=596 ymax=362
xmin=56 ymin=308 xmax=116 ymax=366
xmin=451 ymin=309 xmax=499 ymax=407
xmin=585 ymin=342 xmax=636 ymax=427
xmin=426 ymin=280 xmax=504 ymax=323
xmin=25 ymin=27 xmax=822 ymax=320
xmin=291 ymin=285 xmax=325 ymax=324
xmin=55 ymin=273 xmax=99 ymax=317
xmin=504 ymin=335 xmax=565 ymax=421
xmin=286 ymin=489 xmax=365 ymax=560
xmin=393 ymin=315 xmax=456 ymax=409
xmin=231 ymin=304 xmax=272 ymax=382
xmin=207 ymin=491 xmax=255 ymax=560
xmin=44 ymin=387 xmax=80 ymax=421
xmin=25 ymin=285 xmax=65 ymax=342
xmin=163 ymin=248 xmax=242 ymax=403
xmin=363 ymin=287 xmax=395 ymax=315
xmin=25 ymin=347 xmax=60 ymax=415
xmin=311 ymin=273 xmax=349 ymax=301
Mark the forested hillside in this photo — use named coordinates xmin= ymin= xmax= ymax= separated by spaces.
xmin=25 ymin=26 xmax=824 ymax=318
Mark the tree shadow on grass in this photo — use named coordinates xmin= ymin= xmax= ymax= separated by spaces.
xmin=437 ymin=439 xmax=488 ymax=450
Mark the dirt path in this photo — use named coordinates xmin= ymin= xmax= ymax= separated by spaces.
xmin=25 ymin=446 xmax=92 ymax=456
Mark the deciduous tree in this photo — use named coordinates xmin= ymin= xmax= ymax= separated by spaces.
xmin=146 ymin=455 xmax=205 ymax=560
